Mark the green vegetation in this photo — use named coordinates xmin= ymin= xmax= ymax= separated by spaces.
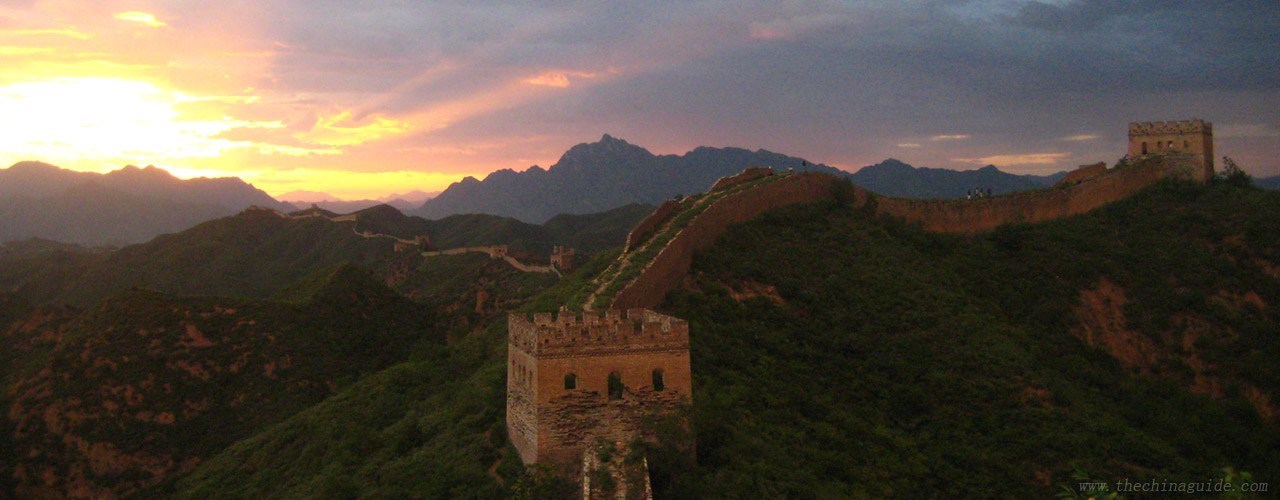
xmin=526 ymin=249 xmax=621 ymax=312
xmin=657 ymin=178 xmax=1280 ymax=497
xmin=175 ymin=318 xmax=516 ymax=499
xmin=1 ymin=264 xmax=443 ymax=497
xmin=0 ymin=201 xmax=649 ymax=308
xmin=425 ymin=203 xmax=653 ymax=256
xmin=7 ymin=173 xmax=1279 ymax=498
xmin=591 ymin=174 xmax=780 ymax=308
xmin=178 ymin=177 xmax=1280 ymax=498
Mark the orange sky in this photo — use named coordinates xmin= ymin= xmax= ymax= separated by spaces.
xmin=0 ymin=2 xmax=587 ymax=198
xmin=1 ymin=2 xmax=1276 ymax=199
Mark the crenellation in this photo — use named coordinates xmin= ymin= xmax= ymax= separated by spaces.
xmin=533 ymin=312 xmax=552 ymax=325
xmin=1126 ymin=118 xmax=1214 ymax=183
xmin=1129 ymin=119 xmax=1212 ymax=136
xmin=508 ymin=308 xmax=693 ymax=469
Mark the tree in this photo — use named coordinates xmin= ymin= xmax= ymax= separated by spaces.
xmin=1219 ymin=156 xmax=1251 ymax=186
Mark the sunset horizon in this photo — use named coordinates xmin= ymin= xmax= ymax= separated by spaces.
xmin=2 ymin=1 xmax=1276 ymax=200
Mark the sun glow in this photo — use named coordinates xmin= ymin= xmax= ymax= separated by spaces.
xmin=0 ymin=77 xmax=283 ymax=170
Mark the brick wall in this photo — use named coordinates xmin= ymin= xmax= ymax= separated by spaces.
xmin=873 ymin=161 xmax=1167 ymax=233
xmin=508 ymin=310 xmax=692 ymax=465
xmin=625 ymin=199 xmax=681 ymax=252
xmin=611 ymin=173 xmax=846 ymax=310
xmin=610 ymin=160 xmax=1185 ymax=310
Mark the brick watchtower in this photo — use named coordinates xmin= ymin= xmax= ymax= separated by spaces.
xmin=1127 ymin=119 xmax=1214 ymax=182
xmin=550 ymin=246 xmax=575 ymax=271
xmin=507 ymin=309 xmax=691 ymax=466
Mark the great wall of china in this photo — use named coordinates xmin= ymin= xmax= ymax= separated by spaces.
xmin=259 ymin=207 xmax=567 ymax=275
xmin=508 ymin=120 xmax=1218 ymax=497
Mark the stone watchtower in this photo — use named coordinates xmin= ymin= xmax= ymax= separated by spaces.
xmin=550 ymin=246 xmax=575 ymax=271
xmin=507 ymin=309 xmax=691 ymax=467
xmin=1127 ymin=119 xmax=1214 ymax=182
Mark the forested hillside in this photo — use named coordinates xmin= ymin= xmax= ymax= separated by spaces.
xmin=174 ymin=178 xmax=1280 ymax=497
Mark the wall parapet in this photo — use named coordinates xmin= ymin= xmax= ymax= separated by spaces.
xmin=1129 ymin=119 xmax=1211 ymax=136
xmin=609 ymin=157 xmax=1192 ymax=309
xmin=611 ymin=172 xmax=844 ymax=310
xmin=624 ymin=199 xmax=682 ymax=252
xmin=708 ymin=166 xmax=774 ymax=192
xmin=509 ymin=309 xmax=689 ymax=357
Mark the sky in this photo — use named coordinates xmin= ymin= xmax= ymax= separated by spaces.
xmin=0 ymin=0 xmax=1277 ymax=199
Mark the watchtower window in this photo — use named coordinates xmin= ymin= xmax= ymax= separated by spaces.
xmin=1167 ymin=141 xmax=1174 ymax=149
xmin=607 ymin=371 xmax=624 ymax=400
xmin=564 ymin=373 xmax=577 ymax=390
xmin=1141 ymin=142 xmax=1148 ymax=154
xmin=652 ymin=369 xmax=665 ymax=392
xmin=1184 ymin=140 xmax=1189 ymax=149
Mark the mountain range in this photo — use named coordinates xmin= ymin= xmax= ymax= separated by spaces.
xmin=0 ymin=202 xmax=650 ymax=308
xmin=848 ymin=159 xmax=1067 ymax=198
xmin=1257 ymin=175 xmax=1280 ymax=189
xmin=413 ymin=135 xmax=1070 ymax=222
xmin=278 ymin=189 xmax=438 ymax=214
xmin=414 ymin=134 xmax=847 ymax=223
xmin=4 ymin=141 xmax=1077 ymax=247
xmin=0 ymin=162 xmax=294 ymax=246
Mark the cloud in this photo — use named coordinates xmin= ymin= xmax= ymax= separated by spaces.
xmin=955 ymin=153 xmax=1072 ymax=166
xmin=1 ymin=28 xmax=92 ymax=39
xmin=523 ymin=71 xmax=596 ymax=88
xmin=293 ymin=111 xmax=412 ymax=147
xmin=114 ymin=12 xmax=167 ymax=28
xmin=2 ymin=1 xmax=1278 ymax=181
xmin=1216 ymin=123 xmax=1280 ymax=139
xmin=749 ymin=14 xmax=850 ymax=41
xmin=0 ymin=46 xmax=51 ymax=55
xmin=525 ymin=72 xmax=570 ymax=88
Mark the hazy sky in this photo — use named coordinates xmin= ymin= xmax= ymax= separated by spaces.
xmin=0 ymin=0 xmax=1276 ymax=198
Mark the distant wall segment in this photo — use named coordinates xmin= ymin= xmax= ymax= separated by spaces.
xmin=875 ymin=161 xmax=1167 ymax=233
xmin=611 ymin=159 xmax=1189 ymax=309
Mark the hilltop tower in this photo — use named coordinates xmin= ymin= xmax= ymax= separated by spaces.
xmin=1127 ymin=119 xmax=1214 ymax=182
xmin=507 ymin=309 xmax=691 ymax=466
xmin=550 ymin=246 xmax=575 ymax=271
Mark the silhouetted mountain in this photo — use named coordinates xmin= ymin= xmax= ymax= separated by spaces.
xmin=0 ymin=162 xmax=295 ymax=246
xmin=1257 ymin=175 xmax=1280 ymax=190
xmin=381 ymin=190 xmax=437 ymax=204
xmin=283 ymin=198 xmax=419 ymax=214
xmin=281 ymin=190 xmax=438 ymax=214
xmin=849 ymin=159 xmax=1067 ymax=198
xmin=276 ymin=189 xmax=338 ymax=202
xmin=415 ymin=134 xmax=842 ymax=222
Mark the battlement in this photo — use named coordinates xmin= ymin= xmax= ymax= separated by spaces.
xmin=1128 ymin=119 xmax=1211 ymax=136
xmin=508 ymin=309 xmax=689 ymax=357
xmin=1126 ymin=118 xmax=1214 ymax=181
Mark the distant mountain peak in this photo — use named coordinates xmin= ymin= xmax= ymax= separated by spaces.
xmin=279 ymin=190 xmax=341 ymax=203
xmin=108 ymin=164 xmax=178 ymax=181
xmin=7 ymin=160 xmax=60 ymax=172
xmin=858 ymin=159 xmax=915 ymax=174
xmin=555 ymin=134 xmax=655 ymax=170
